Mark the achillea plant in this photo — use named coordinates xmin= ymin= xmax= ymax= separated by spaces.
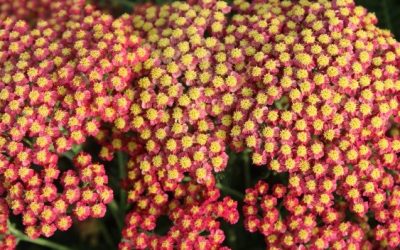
xmin=228 ymin=0 xmax=400 ymax=248
xmin=0 ymin=0 xmax=147 ymax=246
xmin=96 ymin=1 xmax=241 ymax=248
xmin=126 ymin=0 xmax=236 ymax=187
xmin=1 ymin=0 xmax=400 ymax=249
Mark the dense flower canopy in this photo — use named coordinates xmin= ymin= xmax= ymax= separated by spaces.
xmin=1 ymin=0 xmax=400 ymax=249
xmin=228 ymin=0 xmax=400 ymax=248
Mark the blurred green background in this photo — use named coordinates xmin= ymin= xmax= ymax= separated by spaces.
xmin=357 ymin=0 xmax=400 ymax=39
xmin=12 ymin=0 xmax=400 ymax=249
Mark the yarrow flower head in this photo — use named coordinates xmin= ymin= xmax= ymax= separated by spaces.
xmin=92 ymin=1 xmax=242 ymax=248
xmin=0 ymin=0 xmax=147 ymax=241
xmin=122 ymin=0 xmax=237 ymax=188
xmin=227 ymin=0 xmax=400 ymax=248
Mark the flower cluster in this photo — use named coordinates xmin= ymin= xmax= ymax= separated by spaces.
xmin=93 ymin=1 xmax=242 ymax=248
xmin=6 ymin=152 xmax=113 ymax=239
xmin=0 ymin=0 xmax=147 ymax=242
xmin=125 ymin=0 xmax=236 ymax=187
xmin=2 ymin=0 xmax=400 ymax=249
xmin=120 ymin=167 xmax=238 ymax=250
xmin=243 ymin=180 xmax=376 ymax=249
xmin=228 ymin=0 xmax=400 ymax=248
xmin=100 ymin=0 xmax=400 ymax=248
xmin=0 ymin=199 xmax=16 ymax=250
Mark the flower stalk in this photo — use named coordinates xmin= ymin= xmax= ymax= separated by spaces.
xmin=8 ymin=224 xmax=71 ymax=250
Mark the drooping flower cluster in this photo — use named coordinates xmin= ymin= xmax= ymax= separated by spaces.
xmin=244 ymin=180 xmax=375 ymax=249
xmin=0 ymin=0 xmax=147 ymax=242
xmin=7 ymin=153 xmax=113 ymax=239
xmin=95 ymin=132 xmax=239 ymax=250
xmin=120 ymin=170 xmax=238 ymax=250
xmin=228 ymin=0 xmax=400 ymax=248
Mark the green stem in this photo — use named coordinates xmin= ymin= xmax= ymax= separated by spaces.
xmin=117 ymin=151 xmax=127 ymax=227
xmin=243 ymin=150 xmax=251 ymax=188
xmin=182 ymin=176 xmax=192 ymax=182
xmin=62 ymin=145 xmax=82 ymax=161
xmin=62 ymin=151 xmax=74 ymax=161
xmin=383 ymin=0 xmax=393 ymax=31
xmin=262 ymin=171 xmax=271 ymax=180
xmin=108 ymin=200 xmax=123 ymax=231
xmin=99 ymin=223 xmax=115 ymax=248
xmin=9 ymin=226 xmax=72 ymax=250
xmin=113 ymin=0 xmax=134 ymax=8
xmin=216 ymin=183 xmax=244 ymax=200
xmin=23 ymin=138 xmax=33 ymax=147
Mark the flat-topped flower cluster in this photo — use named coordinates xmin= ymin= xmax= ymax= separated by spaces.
xmin=1 ymin=0 xmax=400 ymax=249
